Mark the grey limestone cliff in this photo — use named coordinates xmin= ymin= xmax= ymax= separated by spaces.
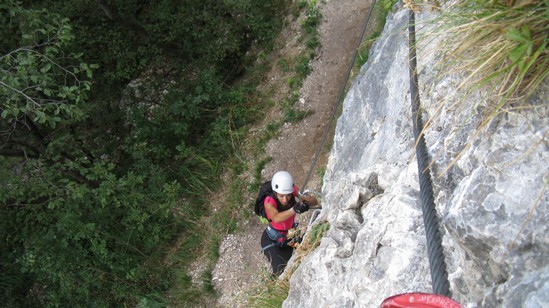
xmin=284 ymin=6 xmax=548 ymax=308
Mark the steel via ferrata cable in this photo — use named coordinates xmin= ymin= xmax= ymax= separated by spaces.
xmin=408 ymin=9 xmax=451 ymax=297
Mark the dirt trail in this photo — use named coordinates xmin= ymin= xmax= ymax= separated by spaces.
xmin=211 ymin=1 xmax=374 ymax=307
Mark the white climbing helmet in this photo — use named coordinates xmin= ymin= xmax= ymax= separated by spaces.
xmin=271 ymin=171 xmax=294 ymax=194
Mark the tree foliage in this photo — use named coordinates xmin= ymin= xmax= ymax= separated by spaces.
xmin=1 ymin=0 xmax=286 ymax=305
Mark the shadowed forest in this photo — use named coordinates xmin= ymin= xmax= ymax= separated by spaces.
xmin=1 ymin=0 xmax=290 ymax=306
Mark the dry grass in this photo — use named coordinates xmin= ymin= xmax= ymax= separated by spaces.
xmin=414 ymin=0 xmax=548 ymax=173
xmin=427 ymin=0 xmax=548 ymax=113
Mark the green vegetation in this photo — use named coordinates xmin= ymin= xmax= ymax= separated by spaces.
xmin=278 ymin=0 xmax=322 ymax=123
xmin=308 ymin=222 xmax=330 ymax=247
xmin=0 ymin=0 xmax=329 ymax=305
xmin=1 ymin=0 xmax=288 ymax=306
xmin=170 ymin=1 xmax=320 ymax=307
xmin=249 ymin=278 xmax=291 ymax=308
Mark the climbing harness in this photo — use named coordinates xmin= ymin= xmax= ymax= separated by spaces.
xmin=266 ymin=225 xmax=287 ymax=242
xmin=262 ymin=224 xmax=304 ymax=251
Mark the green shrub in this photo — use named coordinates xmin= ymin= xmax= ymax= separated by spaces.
xmin=0 ymin=0 xmax=289 ymax=305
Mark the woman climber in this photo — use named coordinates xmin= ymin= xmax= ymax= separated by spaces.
xmin=260 ymin=171 xmax=318 ymax=275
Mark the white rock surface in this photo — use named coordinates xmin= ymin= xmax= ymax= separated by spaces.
xmin=284 ymin=6 xmax=548 ymax=308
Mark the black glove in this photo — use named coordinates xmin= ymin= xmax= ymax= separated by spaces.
xmin=294 ymin=201 xmax=309 ymax=214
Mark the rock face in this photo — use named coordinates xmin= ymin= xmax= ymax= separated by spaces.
xmin=284 ymin=6 xmax=548 ymax=308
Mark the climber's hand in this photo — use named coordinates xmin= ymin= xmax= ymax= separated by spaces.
xmin=301 ymin=195 xmax=318 ymax=207
xmin=294 ymin=201 xmax=309 ymax=214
